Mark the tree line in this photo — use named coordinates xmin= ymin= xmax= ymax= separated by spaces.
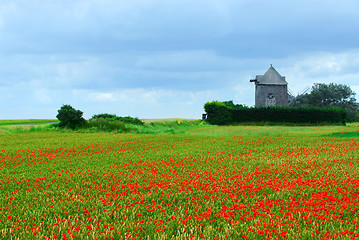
xmin=289 ymin=83 xmax=357 ymax=122
xmin=56 ymin=105 xmax=144 ymax=130
xmin=204 ymin=83 xmax=358 ymax=125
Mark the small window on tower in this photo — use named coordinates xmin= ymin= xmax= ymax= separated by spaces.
xmin=268 ymin=93 xmax=274 ymax=99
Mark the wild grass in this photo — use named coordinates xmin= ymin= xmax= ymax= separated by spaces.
xmin=0 ymin=124 xmax=56 ymax=134
xmin=187 ymin=124 xmax=359 ymax=137
xmin=0 ymin=119 xmax=58 ymax=126
xmin=0 ymin=119 xmax=358 ymax=137
xmin=329 ymin=131 xmax=359 ymax=137
xmin=141 ymin=118 xmax=194 ymax=123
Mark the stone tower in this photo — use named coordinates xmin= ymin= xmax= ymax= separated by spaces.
xmin=250 ymin=65 xmax=288 ymax=107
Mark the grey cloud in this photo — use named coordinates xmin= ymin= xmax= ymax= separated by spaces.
xmin=0 ymin=0 xmax=359 ymax=119
xmin=2 ymin=0 xmax=358 ymax=57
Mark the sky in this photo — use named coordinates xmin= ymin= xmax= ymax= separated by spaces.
xmin=1 ymin=0 xmax=359 ymax=119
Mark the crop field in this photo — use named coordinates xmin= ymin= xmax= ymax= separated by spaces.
xmin=0 ymin=126 xmax=358 ymax=239
xmin=0 ymin=120 xmax=58 ymax=135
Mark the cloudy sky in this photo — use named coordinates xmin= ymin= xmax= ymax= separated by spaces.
xmin=1 ymin=0 xmax=359 ymax=119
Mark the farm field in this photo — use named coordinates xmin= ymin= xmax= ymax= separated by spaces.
xmin=0 ymin=125 xmax=358 ymax=239
xmin=0 ymin=120 xmax=58 ymax=126
xmin=0 ymin=120 xmax=58 ymax=134
xmin=187 ymin=123 xmax=359 ymax=137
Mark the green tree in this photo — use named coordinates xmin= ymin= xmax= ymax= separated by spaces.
xmin=204 ymin=101 xmax=232 ymax=125
xmin=56 ymin=104 xmax=86 ymax=129
xmin=290 ymin=83 xmax=358 ymax=121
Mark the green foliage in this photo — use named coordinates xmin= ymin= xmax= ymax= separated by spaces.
xmin=135 ymin=119 xmax=207 ymax=134
xmin=309 ymin=83 xmax=356 ymax=107
xmin=0 ymin=118 xmax=206 ymax=135
xmin=91 ymin=113 xmax=144 ymax=125
xmin=155 ymin=119 xmax=207 ymax=127
xmin=290 ymin=83 xmax=358 ymax=122
xmin=222 ymin=100 xmax=247 ymax=110
xmin=186 ymin=124 xmax=357 ymax=137
xmin=87 ymin=118 xmax=129 ymax=132
xmin=204 ymin=101 xmax=232 ymax=125
xmin=204 ymin=101 xmax=347 ymax=125
xmin=0 ymin=119 xmax=57 ymax=126
xmin=90 ymin=113 xmax=118 ymax=120
xmin=0 ymin=118 xmax=356 ymax=137
xmin=329 ymin=131 xmax=359 ymax=137
xmin=56 ymin=105 xmax=86 ymax=129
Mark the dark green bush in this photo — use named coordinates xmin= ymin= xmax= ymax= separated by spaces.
xmin=204 ymin=101 xmax=232 ymax=125
xmin=91 ymin=113 xmax=118 ymax=121
xmin=204 ymin=101 xmax=347 ymax=125
xmin=91 ymin=114 xmax=144 ymax=125
xmin=56 ymin=105 xmax=86 ymax=129
xmin=87 ymin=118 xmax=129 ymax=132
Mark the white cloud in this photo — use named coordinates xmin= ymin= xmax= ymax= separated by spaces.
xmin=293 ymin=53 xmax=346 ymax=76
xmin=280 ymin=49 xmax=359 ymax=95
xmin=34 ymin=88 xmax=52 ymax=103
xmin=0 ymin=2 xmax=17 ymax=28
xmin=134 ymin=50 xmax=243 ymax=71
xmin=61 ymin=88 xmax=217 ymax=119
xmin=91 ymin=92 xmax=116 ymax=102
xmin=351 ymin=85 xmax=359 ymax=97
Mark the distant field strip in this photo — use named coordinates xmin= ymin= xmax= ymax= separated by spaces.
xmin=0 ymin=119 xmax=58 ymax=126
xmin=187 ymin=124 xmax=359 ymax=137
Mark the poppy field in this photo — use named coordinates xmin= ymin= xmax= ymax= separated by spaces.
xmin=0 ymin=131 xmax=358 ymax=239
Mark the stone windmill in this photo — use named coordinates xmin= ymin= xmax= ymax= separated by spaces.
xmin=250 ymin=65 xmax=289 ymax=107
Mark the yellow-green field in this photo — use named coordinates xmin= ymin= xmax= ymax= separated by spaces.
xmin=0 ymin=120 xmax=58 ymax=134
xmin=187 ymin=123 xmax=359 ymax=137
xmin=0 ymin=119 xmax=58 ymax=126
xmin=0 ymin=121 xmax=358 ymax=239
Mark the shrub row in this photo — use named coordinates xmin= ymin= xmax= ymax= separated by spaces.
xmin=87 ymin=118 xmax=129 ymax=132
xmin=204 ymin=101 xmax=347 ymax=125
xmin=90 ymin=114 xmax=144 ymax=125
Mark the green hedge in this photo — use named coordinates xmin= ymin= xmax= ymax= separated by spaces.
xmin=204 ymin=101 xmax=347 ymax=125
xmin=90 ymin=114 xmax=144 ymax=125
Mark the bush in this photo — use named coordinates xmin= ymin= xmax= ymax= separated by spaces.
xmin=91 ymin=114 xmax=144 ymax=125
xmin=204 ymin=101 xmax=232 ymax=125
xmin=56 ymin=105 xmax=86 ymax=129
xmin=204 ymin=101 xmax=347 ymax=125
xmin=87 ymin=118 xmax=128 ymax=132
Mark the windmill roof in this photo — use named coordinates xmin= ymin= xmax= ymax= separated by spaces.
xmin=255 ymin=66 xmax=287 ymax=85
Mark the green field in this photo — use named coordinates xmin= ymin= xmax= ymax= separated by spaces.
xmin=0 ymin=120 xmax=58 ymax=134
xmin=0 ymin=119 xmax=58 ymax=126
xmin=187 ymin=123 xmax=359 ymax=137
xmin=1 ymin=119 xmax=358 ymax=137
xmin=0 ymin=121 xmax=358 ymax=239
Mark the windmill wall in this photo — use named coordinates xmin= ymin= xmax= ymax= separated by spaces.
xmin=255 ymin=84 xmax=288 ymax=107
xmin=250 ymin=66 xmax=289 ymax=107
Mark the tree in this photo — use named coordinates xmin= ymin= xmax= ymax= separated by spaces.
xmin=204 ymin=101 xmax=232 ymax=125
xmin=56 ymin=104 xmax=86 ymax=129
xmin=290 ymin=83 xmax=358 ymax=121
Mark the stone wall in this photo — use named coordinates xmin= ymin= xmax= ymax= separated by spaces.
xmin=255 ymin=84 xmax=288 ymax=107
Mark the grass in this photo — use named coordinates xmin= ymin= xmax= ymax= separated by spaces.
xmin=0 ymin=120 xmax=358 ymax=239
xmin=0 ymin=124 xmax=56 ymax=134
xmin=141 ymin=118 xmax=195 ymax=123
xmin=0 ymin=131 xmax=358 ymax=239
xmin=329 ymin=131 xmax=359 ymax=137
xmin=0 ymin=119 xmax=58 ymax=126
xmin=187 ymin=124 xmax=359 ymax=137
xmin=1 ymin=119 xmax=359 ymax=137
xmin=0 ymin=119 xmax=58 ymax=134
